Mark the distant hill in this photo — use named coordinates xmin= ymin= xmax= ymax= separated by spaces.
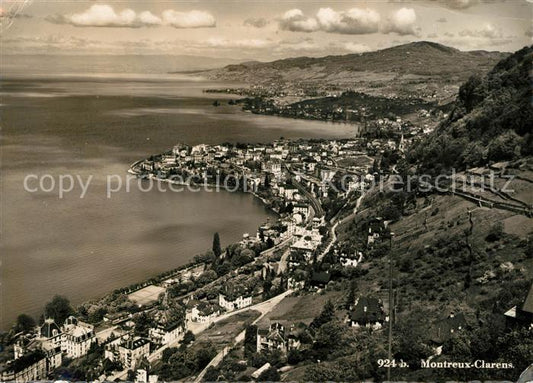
xmin=206 ymin=41 xmax=508 ymax=84
xmin=409 ymin=45 xmax=533 ymax=173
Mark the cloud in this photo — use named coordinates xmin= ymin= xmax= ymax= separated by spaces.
xmin=279 ymin=7 xmax=380 ymax=34
xmin=436 ymin=17 xmax=447 ymax=23
xmin=162 ymin=10 xmax=215 ymax=28
xmin=206 ymin=38 xmax=272 ymax=49
xmin=382 ymin=8 xmax=418 ymax=35
xmin=315 ymin=7 xmax=381 ymax=34
xmin=279 ymin=7 xmax=418 ymax=35
xmin=138 ymin=11 xmax=162 ymax=26
xmin=427 ymin=32 xmax=438 ymax=38
xmin=243 ymin=17 xmax=268 ymax=28
xmin=46 ymin=5 xmax=215 ymax=28
xmin=279 ymin=9 xmax=319 ymax=32
xmin=344 ymin=42 xmax=371 ymax=53
xmin=459 ymin=23 xmax=503 ymax=38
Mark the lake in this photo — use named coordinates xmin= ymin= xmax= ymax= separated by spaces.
xmin=0 ymin=71 xmax=354 ymax=329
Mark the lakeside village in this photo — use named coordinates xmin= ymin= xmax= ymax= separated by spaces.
xmin=0 ymin=135 xmax=395 ymax=381
xmin=3 ymin=133 xmax=531 ymax=382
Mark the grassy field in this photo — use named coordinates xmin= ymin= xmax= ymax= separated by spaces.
xmin=257 ymin=290 xmax=345 ymax=327
xmin=196 ymin=310 xmax=261 ymax=351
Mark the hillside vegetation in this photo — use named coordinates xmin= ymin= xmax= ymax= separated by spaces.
xmin=409 ymin=45 xmax=533 ymax=173
xmin=206 ymin=42 xmax=507 ymax=85
xmin=282 ymin=46 xmax=533 ymax=381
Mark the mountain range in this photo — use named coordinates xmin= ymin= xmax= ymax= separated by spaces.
xmin=206 ymin=41 xmax=508 ymax=85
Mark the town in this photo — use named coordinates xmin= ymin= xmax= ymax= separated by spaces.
xmin=2 ymin=129 xmax=532 ymax=381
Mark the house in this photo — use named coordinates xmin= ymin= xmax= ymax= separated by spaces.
xmin=256 ymin=322 xmax=302 ymax=354
xmin=37 ymin=316 xmax=95 ymax=359
xmin=219 ymin=293 xmax=253 ymax=312
xmin=61 ymin=316 xmax=96 ymax=359
xmin=310 ymin=271 xmax=330 ymax=289
xmin=188 ymin=302 xmax=221 ymax=323
xmin=0 ymin=342 xmax=61 ymax=382
xmin=290 ymin=238 xmax=317 ymax=260
xmin=251 ymin=363 xmax=271 ymax=379
xmin=287 ymin=276 xmax=305 ymax=290
xmin=136 ymin=369 xmax=159 ymax=383
xmin=339 ymin=251 xmax=362 ymax=268
xmin=349 ymin=297 xmax=386 ymax=330
xmin=504 ymin=284 xmax=533 ymax=328
xmin=105 ymin=338 xmax=150 ymax=371
xmin=257 ymin=322 xmax=287 ymax=353
xmin=366 ymin=217 xmax=385 ymax=246
xmin=0 ymin=350 xmax=48 ymax=382
xmin=39 ymin=318 xmax=62 ymax=346
xmin=429 ymin=312 xmax=467 ymax=345
xmin=293 ymin=203 xmax=310 ymax=218
xmin=149 ymin=320 xmax=184 ymax=346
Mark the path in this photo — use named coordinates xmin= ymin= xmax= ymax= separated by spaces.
xmin=317 ymin=190 xmax=366 ymax=261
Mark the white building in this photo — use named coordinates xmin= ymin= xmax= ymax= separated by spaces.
xmin=149 ymin=321 xmax=184 ymax=346
xmin=61 ymin=316 xmax=96 ymax=359
xmin=187 ymin=302 xmax=221 ymax=323
xmin=219 ymin=293 xmax=252 ymax=312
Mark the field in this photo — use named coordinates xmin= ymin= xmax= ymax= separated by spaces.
xmin=128 ymin=285 xmax=166 ymax=306
xmin=256 ymin=290 xmax=344 ymax=327
xmin=196 ymin=310 xmax=261 ymax=351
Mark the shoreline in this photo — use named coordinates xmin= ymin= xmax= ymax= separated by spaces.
xmin=129 ymin=160 xmax=280 ymax=217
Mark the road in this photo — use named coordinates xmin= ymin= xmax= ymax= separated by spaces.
xmin=317 ymin=190 xmax=366 ymax=262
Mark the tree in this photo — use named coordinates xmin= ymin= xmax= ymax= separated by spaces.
xmin=213 ymin=232 xmax=222 ymax=258
xmin=257 ymin=366 xmax=280 ymax=382
xmin=182 ymin=330 xmax=195 ymax=346
xmin=311 ymin=300 xmax=335 ymax=329
xmin=264 ymin=173 xmax=271 ymax=189
xmin=244 ymin=325 xmax=257 ymax=358
xmin=14 ymin=314 xmax=36 ymax=333
xmin=232 ymin=249 xmax=254 ymax=267
xmin=134 ymin=312 xmax=151 ymax=337
xmin=262 ymin=279 xmax=273 ymax=299
xmin=44 ymin=295 xmax=74 ymax=324
xmin=203 ymin=366 xmax=220 ymax=382
xmin=195 ymin=344 xmax=217 ymax=370
xmin=486 ymin=222 xmax=504 ymax=242
xmin=345 ymin=280 xmax=357 ymax=310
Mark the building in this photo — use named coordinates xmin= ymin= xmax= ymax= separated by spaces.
xmin=135 ymin=369 xmax=159 ymax=383
xmin=37 ymin=316 xmax=95 ymax=359
xmin=39 ymin=318 xmax=62 ymax=346
xmin=349 ymin=297 xmax=386 ymax=330
xmin=187 ymin=302 xmax=221 ymax=323
xmin=61 ymin=316 xmax=96 ymax=359
xmin=504 ymin=284 xmax=533 ymax=328
xmin=256 ymin=322 xmax=301 ymax=354
xmin=293 ymin=203 xmax=310 ymax=218
xmin=149 ymin=321 xmax=184 ymax=346
xmin=251 ymin=363 xmax=271 ymax=380
xmin=310 ymin=271 xmax=330 ymax=289
xmin=0 ymin=343 xmax=61 ymax=382
xmin=105 ymin=338 xmax=150 ymax=371
xmin=339 ymin=251 xmax=362 ymax=268
xmin=257 ymin=323 xmax=287 ymax=354
xmin=219 ymin=292 xmax=253 ymax=312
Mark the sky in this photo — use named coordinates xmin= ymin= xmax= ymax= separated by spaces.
xmin=0 ymin=0 xmax=531 ymax=60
